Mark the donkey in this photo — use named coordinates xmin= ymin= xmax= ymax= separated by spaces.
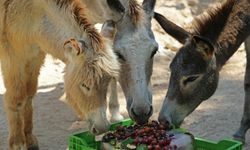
xmin=0 ymin=0 xmax=120 ymax=149
xmin=154 ymin=0 xmax=250 ymax=142
xmin=105 ymin=0 xmax=159 ymax=124
xmin=79 ymin=0 xmax=158 ymax=124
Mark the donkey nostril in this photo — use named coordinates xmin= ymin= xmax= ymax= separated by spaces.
xmin=158 ymin=113 xmax=172 ymax=125
xmin=131 ymin=108 xmax=139 ymax=117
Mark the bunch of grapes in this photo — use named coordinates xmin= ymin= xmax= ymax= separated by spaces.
xmin=102 ymin=121 xmax=178 ymax=150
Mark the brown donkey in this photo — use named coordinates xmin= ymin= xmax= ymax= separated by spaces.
xmin=0 ymin=0 xmax=119 ymax=149
xmin=154 ymin=0 xmax=250 ymax=142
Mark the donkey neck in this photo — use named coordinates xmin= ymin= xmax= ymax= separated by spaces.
xmin=190 ymin=0 xmax=235 ymax=44
xmin=215 ymin=0 xmax=250 ymax=70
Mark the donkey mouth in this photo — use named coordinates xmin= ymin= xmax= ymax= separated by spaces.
xmin=129 ymin=106 xmax=153 ymax=125
xmin=89 ymin=123 xmax=109 ymax=135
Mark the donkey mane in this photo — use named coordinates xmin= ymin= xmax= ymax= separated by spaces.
xmin=128 ymin=0 xmax=144 ymax=26
xmin=55 ymin=0 xmax=119 ymax=86
xmin=189 ymin=0 xmax=236 ymax=43
xmin=56 ymin=0 xmax=104 ymax=52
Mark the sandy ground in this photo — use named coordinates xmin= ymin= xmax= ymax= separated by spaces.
xmin=1 ymin=0 xmax=250 ymax=149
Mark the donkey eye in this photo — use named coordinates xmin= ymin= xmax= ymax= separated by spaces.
xmin=150 ymin=48 xmax=158 ymax=58
xmin=81 ymin=83 xmax=90 ymax=91
xmin=183 ymin=76 xmax=199 ymax=85
xmin=115 ymin=52 xmax=125 ymax=61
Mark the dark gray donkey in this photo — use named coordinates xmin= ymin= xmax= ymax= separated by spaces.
xmin=154 ymin=0 xmax=250 ymax=142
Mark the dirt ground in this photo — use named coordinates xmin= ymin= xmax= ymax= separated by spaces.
xmin=0 ymin=0 xmax=249 ymax=149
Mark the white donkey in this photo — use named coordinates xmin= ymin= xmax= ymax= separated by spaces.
xmin=81 ymin=0 xmax=158 ymax=124
xmin=112 ymin=0 xmax=158 ymax=124
xmin=0 ymin=0 xmax=120 ymax=149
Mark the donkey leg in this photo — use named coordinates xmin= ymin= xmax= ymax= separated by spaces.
xmin=234 ymin=36 xmax=250 ymax=143
xmin=2 ymin=61 xmax=28 ymax=150
xmin=24 ymin=52 xmax=45 ymax=150
xmin=108 ymin=78 xmax=124 ymax=122
xmin=23 ymin=98 xmax=38 ymax=150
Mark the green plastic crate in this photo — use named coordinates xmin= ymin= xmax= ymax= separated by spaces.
xmin=194 ymin=138 xmax=242 ymax=150
xmin=68 ymin=119 xmax=243 ymax=150
xmin=68 ymin=119 xmax=134 ymax=150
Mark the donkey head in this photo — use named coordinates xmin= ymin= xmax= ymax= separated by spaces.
xmin=109 ymin=0 xmax=158 ymax=124
xmin=154 ymin=13 xmax=219 ymax=127
xmin=64 ymin=21 xmax=119 ymax=134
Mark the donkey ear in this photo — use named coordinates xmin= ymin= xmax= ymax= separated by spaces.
xmin=107 ymin=0 xmax=125 ymax=14
xmin=63 ymin=38 xmax=84 ymax=56
xmin=192 ymin=35 xmax=214 ymax=60
xmin=101 ymin=20 xmax=117 ymax=41
xmin=154 ymin=12 xmax=190 ymax=44
xmin=142 ymin=0 xmax=156 ymax=15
